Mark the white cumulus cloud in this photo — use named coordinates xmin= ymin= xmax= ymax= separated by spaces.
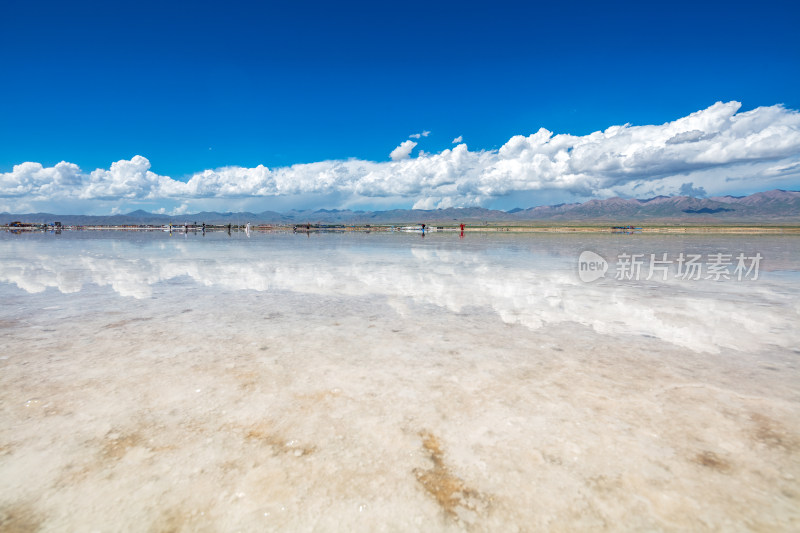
xmin=409 ymin=131 xmax=431 ymax=139
xmin=389 ymin=140 xmax=418 ymax=161
xmin=0 ymin=161 xmax=81 ymax=198
xmin=81 ymin=155 xmax=170 ymax=200
xmin=452 ymin=136 xmax=463 ymax=144
xmin=2 ymin=102 xmax=800 ymax=213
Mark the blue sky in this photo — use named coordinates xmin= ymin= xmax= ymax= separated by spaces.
xmin=1 ymin=0 xmax=799 ymax=214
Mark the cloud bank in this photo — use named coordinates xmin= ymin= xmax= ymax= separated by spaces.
xmin=2 ymin=102 xmax=800 ymax=213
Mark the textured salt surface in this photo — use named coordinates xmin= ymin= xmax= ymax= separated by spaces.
xmin=0 ymin=231 xmax=798 ymax=531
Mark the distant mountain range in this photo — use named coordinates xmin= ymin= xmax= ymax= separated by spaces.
xmin=2 ymin=190 xmax=799 ymax=225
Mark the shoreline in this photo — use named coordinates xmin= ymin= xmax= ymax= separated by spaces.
xmin=4 ymin=224 xmax=800 ymax=235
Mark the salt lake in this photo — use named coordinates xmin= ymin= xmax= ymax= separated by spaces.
xmin=1 ymin=229 xmax=798 ymax=531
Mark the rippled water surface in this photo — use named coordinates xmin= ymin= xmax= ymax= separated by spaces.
xmin=1 ymin=230 xmax=799 ymax=531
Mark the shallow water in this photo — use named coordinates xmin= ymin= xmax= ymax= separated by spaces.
xmin=1 ymin=230 xmax=798 ymax=531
